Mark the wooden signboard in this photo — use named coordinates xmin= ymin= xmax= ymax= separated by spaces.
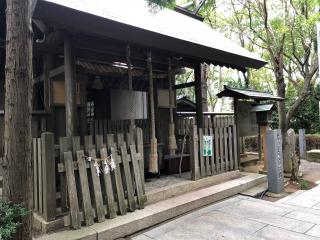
xmin=237 ymin=101 xmax=258 ymax=137
xmin=50 ymin=79 xmax=82 ymax=106
xmin=157 ymin=89 xmax=175 ymax=108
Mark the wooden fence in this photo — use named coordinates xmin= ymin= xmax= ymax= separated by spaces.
xmin=32 ymin=128 xmax=145 ymax=228
xmin=32 ymin=133 xmax=56 ymax=222
xmin=190 ymin=115 xmax=238 ymax=180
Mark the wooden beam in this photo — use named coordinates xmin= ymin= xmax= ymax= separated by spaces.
xmin=49 ymin=65 xmax=64 ymax=78
xmin=43 ymin=54 xmax=54 ymax=111
xmin=34 ymin=65 xmax=65 ymax=84
xmin=64 ymin=33 xmax=77 ymax=137
xmin=195 ymin=64 xmax=203 ymax=128
xmin=34 ymin=33 xmax=196 ymax=69
xmin=174 ymin=81 xmax=195 ymax=89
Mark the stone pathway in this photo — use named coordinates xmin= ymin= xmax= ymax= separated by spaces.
xmin=131 ymin=185 xmax=320 ymax=240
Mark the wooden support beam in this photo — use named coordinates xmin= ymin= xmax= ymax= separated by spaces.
xmin=174 ymin=81 xmax=195 ymax=89
xmin=64 ymin=33 xmax=77 ymax=137
xmin=195 ymin=64 xmax=203 ymax=128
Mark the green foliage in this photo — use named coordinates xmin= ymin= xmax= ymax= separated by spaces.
xmin=145 ymin=0 xmax=176 ymax=11
xmin=0 ymin=199 xmax=29 ymax=240
xmin=299 ymin=179 xmax=310 ymax=190
xmin=287 ymin=84 xmax=320 ymax=134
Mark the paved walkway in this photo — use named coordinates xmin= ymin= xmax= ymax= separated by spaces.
xmin=131 ymin=186 xmax=320 ymax=240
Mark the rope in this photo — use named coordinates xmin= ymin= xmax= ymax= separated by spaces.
xmin=80 ymin=155 xmax=116 ymax=176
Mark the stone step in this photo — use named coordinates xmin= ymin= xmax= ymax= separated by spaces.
xmin=240 ymin=154 xmax=260 ymax=167
xmin=240 ymin=182 xmax=268 ymax=197
xmin=146 ymin=170 xmax=242 ymax=205
xmin=36 ymin=172 xmax=267 ymax=240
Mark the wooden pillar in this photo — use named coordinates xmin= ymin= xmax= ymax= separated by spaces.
xmin=261 ymin=125 xmax=268 ymax=171
xmin=43 ymin=54 xmax=53 ymax=111
xmin=43 ymin=54 xmax=54 ymax=133
xmin=41 ymin=132 xmax=56 ymax=221
xmin=195 ymin=64 xmax=203 ymax=128
xmin=147 ymin=52 xmax=158 ymax=173
xmin=168 ymin=58 xmax=177 ymax=156
xmin=64 ymin=33 xmax=76 ymax=137
xmin=126 ymin=45 xmax=135 ymax=130
xmin=234 ymin=98 xmax=240 ymax=166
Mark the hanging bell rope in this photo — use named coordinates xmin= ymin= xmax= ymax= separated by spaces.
xmin=168 ymin=57 xmax=177 ymax=156
xmin=147 ymin=51 xmax=158 ymax=173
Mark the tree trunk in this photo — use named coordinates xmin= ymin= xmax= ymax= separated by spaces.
xmin=275 ymin=61 xmax=303 ymax=181
xmin=3 ymin=0 xmax=33 ymax=239
xmin=200 ymin=63 xmax=208 ymax=112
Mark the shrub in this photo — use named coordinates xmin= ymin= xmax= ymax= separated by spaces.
xmin=299 ymin=179 xmax=310 ymax=190
xmin=0 ymin=199 xmax=29 ymax=240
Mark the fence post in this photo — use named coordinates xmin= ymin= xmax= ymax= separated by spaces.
xmin=299 ymin=129 xmax=306 ymax=160
xmin=41 ymin=132 xmax=56 ymax=221
xmin=190 ymin=124 xmax=200 ymax=180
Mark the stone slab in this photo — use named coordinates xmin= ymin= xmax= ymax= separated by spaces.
xmin=217 ymin=199 xmax=315 ymax=233
xmin=254 ymin=225 xmax=318 ymax=240
xmin=131 ymin=234 xmax=154 ymax=240
xmin=306 ymin=225 xmax=320 ymax=238
xmin=91 ymin=173 xmax=266 ymax=240
xmin=284 ymin=193 xmax=320 ymax=208
xmin=285 ymin=211 xmax=320 ymax=225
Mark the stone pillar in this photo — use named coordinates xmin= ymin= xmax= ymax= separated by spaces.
xmin=283 ymin=128 xmax=297 ymax=174
xmin=266 ymin=129 xmax=284 ymax=194
xmin=299 ymin=129 xmax=306 ymax=160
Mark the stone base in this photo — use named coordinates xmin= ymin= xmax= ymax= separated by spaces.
xmin=33 ymin=213 xmax=66 ymax=234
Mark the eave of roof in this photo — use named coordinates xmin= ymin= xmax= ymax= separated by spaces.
xmin=217 ymin=85 xmax=284 ymax=101
xmin=33 ymin=0 xmax=267 ymax=70
xmin=251 ymin=104 xmax=275 ymax=112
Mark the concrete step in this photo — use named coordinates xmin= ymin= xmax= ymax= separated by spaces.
xmin=36 ymin=172 xmax=267 ymax=240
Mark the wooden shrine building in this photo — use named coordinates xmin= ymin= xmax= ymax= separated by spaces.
xmin=0 ymin=0 xmax=269 ymax=233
